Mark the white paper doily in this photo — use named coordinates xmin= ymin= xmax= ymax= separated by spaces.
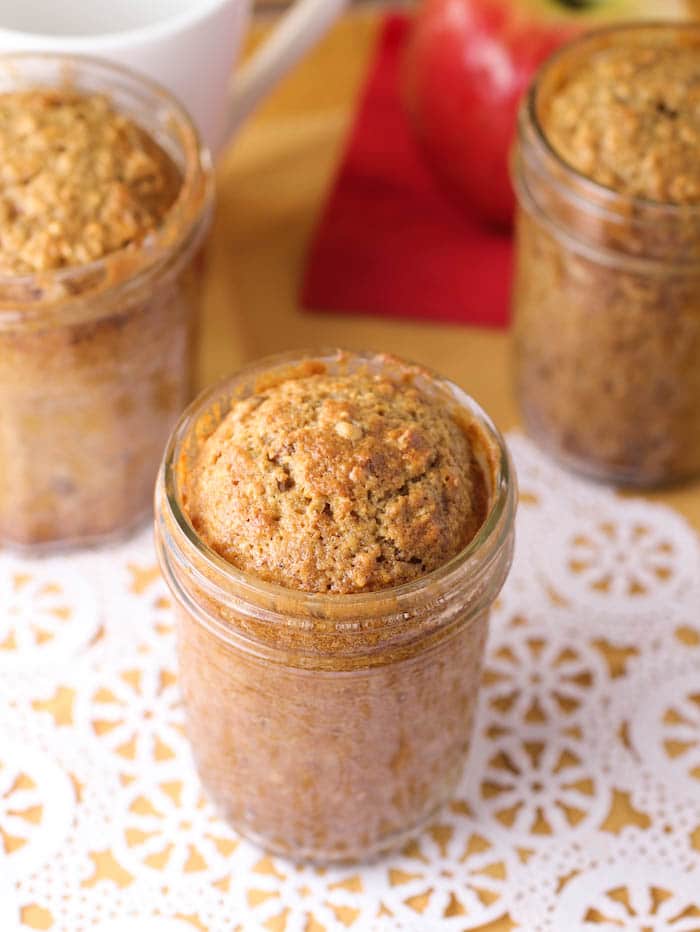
xmin=2 ymin=433 xmax=700 ymax=931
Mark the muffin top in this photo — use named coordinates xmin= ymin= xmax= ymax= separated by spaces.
xmin=0 ymin=89 xmax=181 ymax=275
xmin=543 ymin=43 xmax=700 ymax=204
xmin=185 ymin=369 xmax=488 ymax=594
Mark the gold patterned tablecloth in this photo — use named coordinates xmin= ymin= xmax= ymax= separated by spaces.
xmin=9 ymin=9 xmax=700 ymax=932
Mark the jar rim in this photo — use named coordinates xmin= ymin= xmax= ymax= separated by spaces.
xmin=523 ymin=21 xmax=700 ymax=220
xmin=158 ymin=348 xmax=516 ymax=614
xmin=0 ymin=51 xmax=214 ymax=312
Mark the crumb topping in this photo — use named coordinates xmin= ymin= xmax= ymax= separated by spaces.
xmin=0 ymin=89 xmax=181 ymax=275
xmin=544 ymin=44 xmax=700 ymax=203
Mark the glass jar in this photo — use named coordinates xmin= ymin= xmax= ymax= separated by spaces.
xmin=512 ymin=24 xmax=700 ymax=487
xmin=155 ymin=349 xmax=516 ymax=864
xmin=0 ymin=54 xmax=214 ymax=550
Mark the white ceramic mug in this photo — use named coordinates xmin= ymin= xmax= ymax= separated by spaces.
xmin=0 ymin=0 xmax=348 ymax=152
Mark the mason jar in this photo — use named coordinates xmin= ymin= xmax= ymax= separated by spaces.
xmin=512 ymin=24 xmax=700 ymax=487
xmin=0 ymin=54 xmax=214 ymax=550
xmin=155 ymin=349 xmax=516 ymax=864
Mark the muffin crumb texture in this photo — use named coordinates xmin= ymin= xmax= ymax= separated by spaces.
xmin=544 ymin=44 xmax=700 ymax=203
xmin=186 ymin=372 xmax=487 ymax=594
xmin=0 ymin=89 xmax=181 ymax=274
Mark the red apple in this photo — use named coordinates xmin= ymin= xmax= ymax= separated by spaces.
xmin=402 ymin=0 xmax=700 ymax=229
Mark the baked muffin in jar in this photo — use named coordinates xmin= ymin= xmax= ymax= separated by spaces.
xmin=512 ymin=24 xmax=700 ymax=487
xmin=0 ymin=54 xmax=214 ymax=550
xmin=155 ymin=349 xmax=516 ymax=864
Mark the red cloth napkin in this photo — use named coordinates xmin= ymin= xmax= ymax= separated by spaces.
xmin=301 ymin=13 xmax=513 ymax=329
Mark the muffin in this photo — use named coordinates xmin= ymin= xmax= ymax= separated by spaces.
xmin=185 ymin=369 xmax=488 ymax=593
xmin=0 ymin=57 xmax=213 ymax=549
xmin=512 ymin=25 xmax=700 ymax=486
xmin=157 ymin=351 xmax=516 ymax=863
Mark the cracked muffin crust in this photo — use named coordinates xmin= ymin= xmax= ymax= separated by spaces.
xmin=186 ymin=371 xmax=487 ymax=593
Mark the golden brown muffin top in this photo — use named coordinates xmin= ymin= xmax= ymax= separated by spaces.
xmin=185 ymin=371 xmax=488 ymax=594
xmin=543 ymin=43 xmax=700 ymax=204
xmin=0 ymin=89 xmax=181 ymax=275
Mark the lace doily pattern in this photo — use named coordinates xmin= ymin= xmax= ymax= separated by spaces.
xmin=0 ymin=553 xmax=100 ymax=670
xmin=2 ymin=433 xmax=699 ymax=931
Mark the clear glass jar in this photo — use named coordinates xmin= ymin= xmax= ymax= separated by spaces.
xmin=155 ymin=349 xmax=516 ymax=864
xmin=512 ymin=24 xmax=700 ymax=487
xmin=0 ymin=54 xmax=214 ymax=550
